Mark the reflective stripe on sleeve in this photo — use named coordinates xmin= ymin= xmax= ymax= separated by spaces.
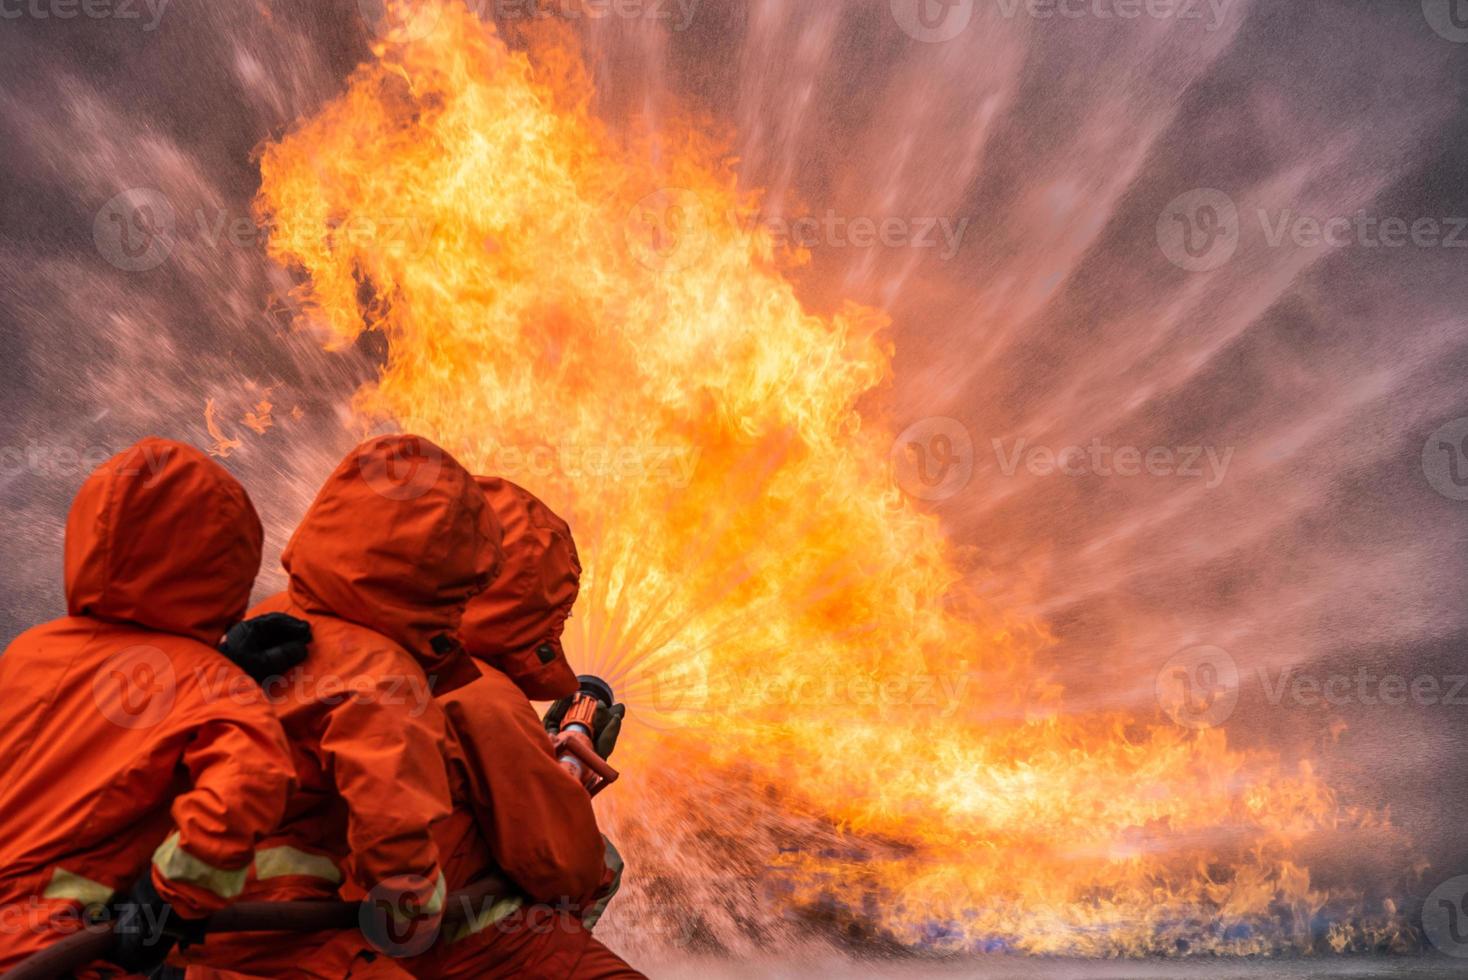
xmin=151 ymin=831 xmax=248 ymax=899
xmin=423 ymin=871 xmax=446 ymax=918
xmin=446 ymin=896 xmax=524 ymax=944
xmin=253 ymin=846 xmax=344 ymax=884
xmin=41 ymin=867 xmax=116 ymax=907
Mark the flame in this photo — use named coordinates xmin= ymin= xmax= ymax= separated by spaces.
xmin=256 ymin=1 xmax=1412 ymax=957
xmin=242 ymin=399 xmax=275 ymax=435
xmin=204 ymin=397 xmax=243 ymax=458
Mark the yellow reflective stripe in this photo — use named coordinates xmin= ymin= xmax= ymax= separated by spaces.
xmin=152 ymin=832 xmax=248 ymax=899
xmin=446 ymin=896 xmax=523 ymax=944
xmin=42 ymin=867 xmax=115 ymax=907
xmin=253 ymin=846 xmax=343 ymax=884
xmin=423 ymin=872 xmax=446 ymax=918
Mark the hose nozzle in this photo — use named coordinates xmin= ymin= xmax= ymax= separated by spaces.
xmin=554 ymin=674 xmax=620 ymax=797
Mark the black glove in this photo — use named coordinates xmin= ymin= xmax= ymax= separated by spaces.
xmin=108 ymin=875 xmax=206 ymax=975
xmin=219 ymin=613 xmax=312 ymax=685
xmin=544 ymin=697 xmax=626 ymax=761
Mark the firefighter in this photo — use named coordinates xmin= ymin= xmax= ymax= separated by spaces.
xmin=0 ymin=438 xmax=298 ymax=976
xmin=181 ymin=434 xmax=501 ymax=980
xmin=404 ymin=476 xmax=642 ymax=980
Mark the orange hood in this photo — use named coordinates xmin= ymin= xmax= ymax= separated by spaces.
xmin=65 ymin=437 xmax=264 ymax=645
xmin=282 ymin=435 xmax=501 ymax=668
xmin=459 ymin=476 xmax=581 ymax=701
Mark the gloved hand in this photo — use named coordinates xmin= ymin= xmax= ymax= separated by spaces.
xmin=544 ymin=697 xmax=626 ymax=760
xmin=108 ymin=874 xmax=206 ymax=975
xmin=219 ymin=613 xmax=312 ymax=685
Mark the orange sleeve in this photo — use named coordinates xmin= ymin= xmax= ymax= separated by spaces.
xmin=321 ymin=677 xmax=452 ymax=923
xmin=151 ymin=688 xmax=297 ymax=918
xmin=445 ymin=673 xmax=607 ymax=904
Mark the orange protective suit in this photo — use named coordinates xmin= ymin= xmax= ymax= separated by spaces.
xmin=405 ymin=477 xmax=643 ymax=980
xmin=0 ymin=438 xmax=296 ymax=975
xmin=182 ymin=435 xmax=501 ymax=980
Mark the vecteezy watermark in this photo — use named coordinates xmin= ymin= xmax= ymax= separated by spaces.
xmin=1255 ymin=211 xmax=1468 ymax=251
xmin=992 ymin=437 xmax=1235 ymax=488
xmin=737 ymin=210 xmax=971 ymax=261
xmin=995 ymin=0 xmax=1231 ymax=30
xmin=1423 ymin=417 xmax=1468 ymax=502
xmin=1155 ymin=645 xmax=1239 ymax=729
xmin=95 ymin=658 xmax=439 ymax=730
xmin=1424 ymin=875 xmax=1468 ymax=957
xmin=1422 ymin=0 xmax=1468 ymax=44
xmin=93 ymin=645 xmax=177 ymax=730
xmin=891 ymin=0 xmax=1231 ymax=42
xmin=195 ymin=666 xmax=439 ymax=718
xmin=623 ymin=187 xmax=974 ymax=272
xmin=1257 ymin=666 xmax=1468 ymax=709
xmin=892 ymin=417 xmax=975 ymax=502
xmin=93 ymin=188 xmax=434 ymax=273
xmin=0 ymin=0 xmax=170 ymax=31
xmin=494 ymin=0 xmax=701 ymax=31
xmin=1158 ymin=188 xmax=1467 ymax=272
xmin=631 ymin=663 xmax=978 ymax=732
xmin=0 ymin=441 xmax=120 ymax=480
xmin=480 ymin=444 xmax=702 ymax=489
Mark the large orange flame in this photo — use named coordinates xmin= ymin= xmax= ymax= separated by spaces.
xmin=256 ymin=0 xmax=1411 ymax=958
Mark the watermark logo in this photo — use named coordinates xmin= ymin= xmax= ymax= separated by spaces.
xmin=357 ymin=435 xmax=445 ymax=502
xmin=1423 ymin=0 xmax=1468 ymax=43
xmin=0 ymin=0 xmax=171 ymax=31
xmin=625 ymin=188 xmax=710 ymax=272
xmin=1157 ymin=189 xmax=1239 ymax=272
xmin=1156 ymin=645 xmax=1239 ymax=729
xmin=890 ymin=0 xmax=975 ymax=43
xmin=892 ymin=417 xmax=975 ymax=502
xmin=1423 ymin=417 xmax=1468 ymax=502
xmin=1423 ymin=875 xmax=1468 ymax=957
xmin=358 ymin=0 xmax=444 ymax=42
xmin=94 ymin=188 xmax=176 ymax=273
xmin=94 ymin=645 xmax=175 ymax=730
xmin=359 ymin=875 xmax=441 ymax=957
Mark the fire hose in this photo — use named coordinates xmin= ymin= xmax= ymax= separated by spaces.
xmin=0 ymin=873 xmax=512 ymax=980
